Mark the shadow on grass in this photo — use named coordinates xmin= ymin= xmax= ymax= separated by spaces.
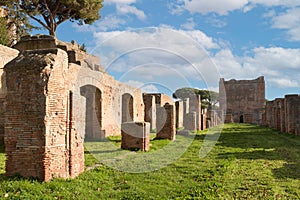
xmin=215 ymin=123 xmax=300 ymax=180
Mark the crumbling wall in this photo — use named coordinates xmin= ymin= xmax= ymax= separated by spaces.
xmin=4 ymin=47 xmax=84 ymax=181
xmin=3 ymin=35 xmax=146 ymax=181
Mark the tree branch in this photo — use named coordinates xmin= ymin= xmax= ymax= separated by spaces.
xmin=28 ymin=14 xmax=49 ymax=31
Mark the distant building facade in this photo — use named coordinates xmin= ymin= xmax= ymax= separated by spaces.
xmin=219 ymin=76 xmax=265 ymax=124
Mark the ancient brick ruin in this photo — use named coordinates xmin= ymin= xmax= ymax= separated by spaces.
xmin=263 ymin=95 xmax=300 ymax=135
xmin=219 ymin=76 xmax=265 ymax=124
xmin=0 ymin=35 xmax=222 ymax=181
xmin=219 ymin=76 xmax=300 ymax=135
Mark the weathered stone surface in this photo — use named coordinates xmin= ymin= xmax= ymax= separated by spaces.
xmin=2 ymin=36 xmax=146 ymax=181
xmin=156 ymin=104 xmax=176 ymax=140
xmin=0 ymin=45 xmax=19 ymax=144
xmin=4 ymin=48 xmax=84 ymax=181
xmin=183 ymin=112 xmax=196 ymax=131
xmin=219 ymin=76 xmax=265 ymax=124
xmin=143 ymin=94 xmax=156 ymax=131
xmin=175 ymin=100 xmax=183 ymax=128
xmin=285 ymin=94 xmax=300 ymax=135
xmin=189 ymin=95 xmax=201 ymax=130
xmin=121 ymin=122 xmax=150 ymax=151
xmin=177 ymin=129 xmax=190 ymax=136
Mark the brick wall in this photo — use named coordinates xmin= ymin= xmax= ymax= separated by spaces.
xmin=219 ymin=76 xmax=265 ymax=124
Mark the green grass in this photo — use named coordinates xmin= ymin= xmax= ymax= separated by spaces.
xmin=0 ymin=123 xmax=300 ymax=199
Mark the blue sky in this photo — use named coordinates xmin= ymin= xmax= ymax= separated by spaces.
xmin=35 ymin=0 xmax=300 ymax=100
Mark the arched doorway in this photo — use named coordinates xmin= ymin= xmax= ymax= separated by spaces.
xmin=240 ymin=115 xmax=244 ymax=123
xmin=80 ymin=85 xmax=102 ymax=140
xmin=122 ymin=93 xmax=134 ymax=123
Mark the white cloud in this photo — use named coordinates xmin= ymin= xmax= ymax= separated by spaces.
xmin=92 ymin=27 xmax=221 ymax=89
xmin=116 ymin=4 xmax=146 ymax=20
xmin=268 ymin=78 xmax=299 ymax=88
xmin=181 ymin=18 xmax=196 ymax=30
xmin=91 ymin=27 xmax=300 ymax=94
xmin=271 ymin=7 xmax=300 ymax=41
xmin=93 ymin=15 xmax=126 ymax=31
xmin=213 ymin=46 xmax=300 ymax=88
xmin=125 ymin=80 xmax=159 ymax=93
xmin=171 ymin=0 xmax=300 ymax=15
xmin=179 ymin=0 xmax=249 ymax=15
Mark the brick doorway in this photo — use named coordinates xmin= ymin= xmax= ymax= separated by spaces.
xmin=80 ymin=85 xmax=102 ymax=141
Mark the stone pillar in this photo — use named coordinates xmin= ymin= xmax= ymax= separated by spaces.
xmin=189 ymin=95 xmax=201 ymax=130
xmin=183 ymin=112 xmax=197 ymax=131
xmin=143 ymin=94 xmax=156 ymax=131
xmin=156 ymin=104 xmax=176 ymax=140
xmin=285 ymin=95 xmax=300 ymax=135
xmin=265 ymin=101 xmax=274 ymax=128
xmin=175 ymin=100 xmax=184 ymax=128
xmin=201 ymin=108 xmax=207 ymax=130
xmin=4 ymin=40 xmax=84 ymax=181
xmin=274 ymin=98 xmax=284 ymax=131
xmin=121 ymin=122 xmax=150 ymax=151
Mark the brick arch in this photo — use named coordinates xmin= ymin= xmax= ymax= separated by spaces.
xmin=80 ymin=84 xmax=103 ymax=141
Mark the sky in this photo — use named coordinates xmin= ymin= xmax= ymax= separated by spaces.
xmin=34 ymin=0 xmax=300 ymax=100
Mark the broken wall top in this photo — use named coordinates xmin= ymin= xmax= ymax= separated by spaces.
xmin=13 ymin=35 xmax=105 ymax=72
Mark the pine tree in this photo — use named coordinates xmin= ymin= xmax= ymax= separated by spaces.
xmin=1 ymin=0 xmax=103 ymax=37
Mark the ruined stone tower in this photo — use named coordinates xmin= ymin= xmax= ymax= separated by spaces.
xmin=219 ymin=76 xmax=265 ymax=124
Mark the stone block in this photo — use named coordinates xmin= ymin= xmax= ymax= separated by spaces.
xmin=121 ymin=122 xmax=150 ymax=151
xmin=183 ymin=112 xmax=196 ymax=131
xmin=156 ymin=104 xmax=176 ymax=140
xmin=177 ymin=129 xmax=190 ymax=136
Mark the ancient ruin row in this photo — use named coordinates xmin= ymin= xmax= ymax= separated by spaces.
xmin=263 ymin=95 xmax=300 ymax=135
xmin=2 ymin=36 xmax=298 ymax=182
xmin=0 ymin=36 xmax=221 ymax=181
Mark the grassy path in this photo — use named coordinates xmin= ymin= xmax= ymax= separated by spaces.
xmin=0 ymin=123 xmax=299 ymax=199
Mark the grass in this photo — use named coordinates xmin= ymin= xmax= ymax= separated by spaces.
xmin=0 ymin=123 xmax=299 ymax=199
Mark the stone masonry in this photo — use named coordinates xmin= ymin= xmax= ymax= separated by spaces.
xmin=0 ymin=45 xmax=18 ymax=144
xmin=264 ymin=94 xmax=300 ymax=135
xmin=0 ymin=35 xmax=219 ymax=181
xmin=156 ymin=104 xmax=176 ymax=140
xmin=3 ymin=35 xmax=146 ymax=181
xmin=175 ymin=100 xmax=184 ymax=129
xmin=219 ymin=76 xmax=265 ymax=124
xmin=121 ymin=122 xmax=150 ymax=151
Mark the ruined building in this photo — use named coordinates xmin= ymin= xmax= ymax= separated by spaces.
xmin=0 ymin=35 xmax=215 ymax=181
xmin=219 ymin=76 xmax=265 ymax=124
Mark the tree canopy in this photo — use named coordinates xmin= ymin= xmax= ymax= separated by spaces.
xmin=0 ymin=0 xmax=103 ymax=37
xmin=173 ymin=87 xmax=219 ymax=109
